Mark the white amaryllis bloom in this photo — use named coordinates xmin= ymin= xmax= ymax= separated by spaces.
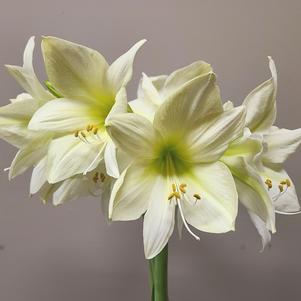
xmin=28 ymin=36 xmax=146 ymax=183
xmin=0 ymin=37 xmax=116 ymax=210
xmin=106 ymin=72 xmax=246 ymax=259
xmin=0 ymin=36 xmax=54 ymax=180
xmin=225 ymin=57 xmax=301 ymax=248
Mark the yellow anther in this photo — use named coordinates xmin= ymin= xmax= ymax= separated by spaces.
xmin=168 ymin=193 xmax=174 ymax=200
xmin=265 ymin=179 xmax=273 ymax=189
xmin=80 ymin=131 xmax=86 ymax=138
xmin=100 ymin=173 xmax=105 ymax=182
xmin=93 ymin=127 xmax=98 ymax=135
xmin=86 ymin=124 xmax=93 ymax=132
xmin=179 ymin=183 xmax=187 ymax=193
xmin=286 ymin=179 xmax=291 ymax=187
xmin=278 ymin=184 xmax=284 ymax=192
xmin=280 ymin=180 xmax=287 ymax=185
xmin=168 ymin=191 xmax=181 ymax=200
xmin=74 ymin=130 xmax=79 ymax=137
xmin=193 ymin=193 xmax=201 ymax=200
xmin=172 ymin=183 xmax=176 ymax=192
xmin=92 ymin=172 xmax=99 ymax=183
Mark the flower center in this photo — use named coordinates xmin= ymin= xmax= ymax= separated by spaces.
xmin=151 ymin=140 xmax=193 ymax=177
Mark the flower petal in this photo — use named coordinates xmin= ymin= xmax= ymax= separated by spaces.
xmin=5 ymin=37 xmax=52 ymax=104
xmin=243 ymin=57 xmax=277 ymax=132
xmin=262 ymin=128 xmax=301 ymax=165
xmin=260 ymin=167 xmax=300 ymax=214
xmin=46 ymin=135 xmax=105 ymax=183
xmin=104 ymin=139 xmax=119 ymax=178
xmin=28 ymin=98 xmax=102 ymax=132
xmin=109 ymin=162 xmax=155 ymax=220
xmin=153 ymin=73 xmax=223 ymax=135
xmin=106 ymin=39 xmax=146 ymax=92
xmin=222 ymin=156 xmax=276 ymax=232
xmin=143 ymin=177 xmax=175 ymax=259
xmin=188 ymin=106 xmax=246 ymax=162
xmin=162 ymin=60 xmax=212 ymax=98
xmin=248 ymin=210 xmax=271 ymax=251
xmin=0 ymin=96 xmax=38 ymax=147
xmin=181 ymin=161 xmax=238 ymax=233
xmin=9 ymin=135 xmax=51 ymax=179
xmin=106 ymin=113 xmax=156 ymax=159
xmin=30 ymin=156 xmax=47 ymax=194
xmin=42 ymin=36 xmax=109 ymax=101
xmin=137 ymin=74 xmax=167 ymax=100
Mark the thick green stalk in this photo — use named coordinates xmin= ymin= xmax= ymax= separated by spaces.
xmin=148 ymin=244 xmax=169 ymax=301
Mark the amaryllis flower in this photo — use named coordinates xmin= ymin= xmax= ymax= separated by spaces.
xmin=28 ymin=36 xmax=145 ymax=182
xmin=106 ymin=72 xmax=246 ymax=258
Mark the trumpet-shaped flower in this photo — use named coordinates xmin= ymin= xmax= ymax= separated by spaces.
xmin=106 ymin=72 xmax=246 ymax=259
xmin=28 ymin=36 xmax=146 ymax=183
xmin=224 ymin=57 xmax=301 ymax=248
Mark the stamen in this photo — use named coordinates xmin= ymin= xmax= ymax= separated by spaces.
xmin=179 ymin=183 xmax=187 ymax=193
xmin=265 ymin=178 xmax=272 ymax=190
xmin=100 ymin=173 xmax=106 ymax=182
xmin=86 ymin=124 xmax=93 ymax=132
xmin=177 ymin=198 xmax=200 ymax=241
xmin=93 ymin=127 xmax=98 ymax=135
xmin=74 ymin=130 xmax=79 ymax=137
xmin=193 ymin=193 xmax=201 ymax=200
xmin=172 ymin=183 xmax=176 ymax=192
xmin=286 ymin=179 xmax=291 ymax=187
xmin=80 ymin=132 xmax=86 ymax=139
xmin=278 ymin=184 xmax=284 ymax=192
xmin=92 ymin=172 xmax=99 ymax=183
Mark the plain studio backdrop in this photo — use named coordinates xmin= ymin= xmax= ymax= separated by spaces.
xmin=0 ymin=0 xmax=300 ymax=300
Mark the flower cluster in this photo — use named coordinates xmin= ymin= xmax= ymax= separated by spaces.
xmin=1 ymin=36 xmax=300 ymax=259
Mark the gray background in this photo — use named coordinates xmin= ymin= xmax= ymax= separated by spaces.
xmin=0 ymin=0 xmax=301 ymax=300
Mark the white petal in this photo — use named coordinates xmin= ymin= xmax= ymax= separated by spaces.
xmin=9 ymin=135 xmax=51 ymax=179
xmin=248 ymin=210 xmax=271 ymax=251
xmin=106 ymin=113 xmax=156 ymax=159
xmin=188 ymin=106 xmax=246 ymax=162
xmin=28 ymin=98 xmax=101 ymax=132
xmin=137 ymin=74 xmax=167 ymax=99
xmin=30 ymin=157 xmax=48 ymax=194
xmin=5 ymin=37 xmax=52 ymax=103
xmin=106 ymin=39 xmax=146 ymax=92
xmin=143 ymin=177 xmax=175 ymax=259
xmin=46 ymin=135 xmax=105 ymax=183
xmin=52 ymin=176 xmax=89 ymax=206
xmin=42 ymin=36 xmax=109 ymax=101
xmin=222 ymin=156 xmax=276 ymax=232
xmin=262 ymin=128 xmax=301 ymax=165
xmin=105 ymin=87 xmax=128 ymax=123
xmin=129 ymin=98 xmax=158 ymax=121
xmin=153 ymin=73 xmax=223 ymax=135
xmin=243 ymin=57 xmax=277 ymax=132
xmin=104 ymin=139 xmax=119 ymax=178
xmin=109 ymin=162 xmax=154 ymax=220
xmin=162 ymin=60 xmax=212 ymax=98
xmin=181 ymin=162 xmax=238 ymax=233
xmin=260 ymin=167 xmax=300 ymax=214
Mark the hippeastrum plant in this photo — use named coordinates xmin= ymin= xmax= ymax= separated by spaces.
xmin=1 ymin=36 xmax=301 ymax=301
xmin=28 ymin=36 xmax=145 ymax=182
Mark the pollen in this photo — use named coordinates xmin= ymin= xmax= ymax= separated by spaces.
xmin=74 ymin=130 xmax=79 ymax=137
xmin=168 ymin=191 xmax=181 ymax=200
xmin=286 ymin=179 xmax=291 ymax=187
xmin=265 ymin=179 xmax=272 ymax=190
xmin=179 ymin=183 xmax=187 ymax=193
xmin=172 ymin=183 xmax=177 ymax=192
xmin=93 ymin=127 xmax=99 ymax=135
xmin=100 ymin=173 xmax=106 ymax=182
xmin=92 ymin=172 xmax=99 ymax=183
xmin=86 ymin=124 xmax=93 ymax=132
xmin=81 ymin=132 xmax=86 ymax=138
xmin=193 ymin=193 xmax=201 ymax=200
xmin=278 ymin=184 xmax=284 ymax=192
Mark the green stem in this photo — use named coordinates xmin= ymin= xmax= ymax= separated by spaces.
xmin=148 ymin=244 xmax=169 ymax=301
